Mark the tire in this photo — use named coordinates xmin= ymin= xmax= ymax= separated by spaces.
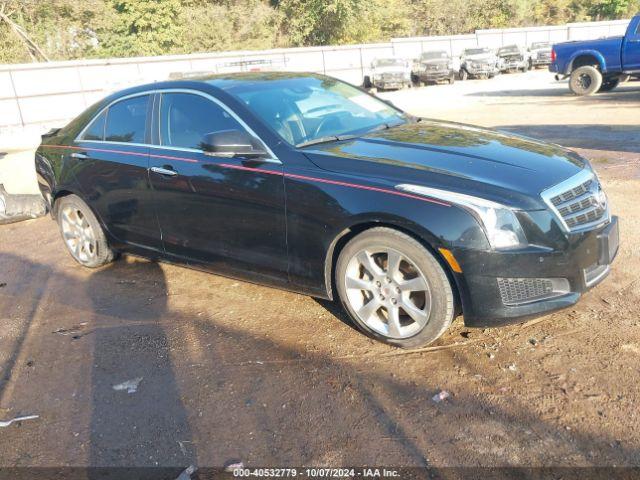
xmin=410 ymin=73 xmax=420 ymax=87
xmin=459 ymin=69 xmax=468 ymax=81
xmin=335 ymin=227 xmax=455 ymax=349
xmin=55 ymin=194 xmax=116 ymax=268
xmin=447 ymin=74 xmax=455 ymax=85
xmin=598 ymin=78 xmax=620 ymax=92
xmin=363 ymin=76 xmax=372 ymax=89
xmin=569 ymin=66 xmax=602 ymax=96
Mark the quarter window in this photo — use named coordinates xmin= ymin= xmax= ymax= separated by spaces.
xmin=160 ymin=93 xmax=243 ymax=150
xmin=104 ymin=95 xmax=149 ymax=144
xmin=81 ymin=110 xmax=107 ymax=141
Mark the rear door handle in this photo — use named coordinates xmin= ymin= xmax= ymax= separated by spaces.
xmin=70 ymin=152 xmax=88 ymax=159
xmin=150 ymin=166 xmax=178 ymax=177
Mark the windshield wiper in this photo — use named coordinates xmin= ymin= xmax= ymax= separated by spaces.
xmin=295 ymin=134 xmax=356 ymax=149
xmin=366 ymin=119 xmax=411 ymax=134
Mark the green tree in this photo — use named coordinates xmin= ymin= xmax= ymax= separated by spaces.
xmin=98 ymin=0 xmax=183 ymax=57
xmin=0 ymin=0 xmax=110 ymax=63
xmin=179 ymin=0 xmax=283 ymax=53
xmin=587 ymin=0 xmax=637 ymax=19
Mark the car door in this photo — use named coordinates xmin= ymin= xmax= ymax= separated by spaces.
xmin=148 ymin=90 xmax=287 ymax=281
xmin=622 ymin=21 xmax=640 ymax=71
xmin=73 ymin=93 xmax=162 ymax=251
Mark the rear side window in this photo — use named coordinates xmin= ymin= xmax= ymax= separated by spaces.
xmin=160 ymin=93 xmax=242 ymax=150
xmin=81 ymin=110 xmax=107 ymax=141
xmin=104 ymin=95 xmax=149 ymax=144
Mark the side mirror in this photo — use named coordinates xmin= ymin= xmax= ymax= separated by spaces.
xmin=201 ymin=129 xmax=267 ymax=158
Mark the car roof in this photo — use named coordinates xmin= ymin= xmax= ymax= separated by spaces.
xmin=102 ymin=72 xmax=327 ymax=103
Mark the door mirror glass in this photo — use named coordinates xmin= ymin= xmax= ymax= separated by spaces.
xmin=201 ymin=129 xmax=267 ymax=158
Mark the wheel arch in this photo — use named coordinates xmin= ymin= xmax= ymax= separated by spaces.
xmin=51 ymin=189 xmax=110 ymax=240
xmin=323 ymin=220 xmax=463 ymax=314
xmin=51 ymin=188 xmax=82 ymax=217
xmin=569 ymin=51 xmax=606 ymax=73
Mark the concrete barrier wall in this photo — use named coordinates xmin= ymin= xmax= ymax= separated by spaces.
xmin=0 ymin=18 xmax=630 ymax=129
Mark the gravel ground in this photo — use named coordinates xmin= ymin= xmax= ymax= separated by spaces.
xmin=0 ymin=69 xmax=639 ymax=470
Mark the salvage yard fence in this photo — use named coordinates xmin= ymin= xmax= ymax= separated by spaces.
xmin=0 ymin=18 xmax=630 ymax=129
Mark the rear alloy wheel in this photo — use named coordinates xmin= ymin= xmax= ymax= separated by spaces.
xmin=56 ymin=194 xmax=115 ymax=268
xmin=569 ymin=66 xmax=602 ymax=96
xmin=336 ymin=228 xmax=455 ymax=348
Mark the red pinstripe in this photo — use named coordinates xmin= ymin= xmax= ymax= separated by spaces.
xmin=43 ymin=144 xmax=450 ymax=207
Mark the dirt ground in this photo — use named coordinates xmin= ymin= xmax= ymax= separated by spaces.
xmin=0 ymin=70 xmax=639 ymax=471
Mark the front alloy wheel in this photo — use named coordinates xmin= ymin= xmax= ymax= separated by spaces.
xmin=344 ymin=247 xmax=431 ymax=339
xmin=336 ymin=227 xmax=455 ymax=348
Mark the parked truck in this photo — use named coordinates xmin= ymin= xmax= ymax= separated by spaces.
xmin=363 ymin=58 xmax=412 ymax=90
xmin=550 ymin=14 xmax=640 ymax=96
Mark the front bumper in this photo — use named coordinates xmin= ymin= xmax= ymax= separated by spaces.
xmin=415 ymin=69 xmax=454 ymax=82
xmin=466 ymin=65 xmax=498 ymax=76
xmin=500 ymin=60 xmax=527 ymax=71
xmin=373 ymin=81 xmax=409 ymax=90
xmin=451 ymin=216 xmax=620 ymax=327
xmin=532 ymin=58 xmax=551 ymax=66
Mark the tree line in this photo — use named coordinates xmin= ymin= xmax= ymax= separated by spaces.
xmin=1 ymin=0 xmax=638 ymax=64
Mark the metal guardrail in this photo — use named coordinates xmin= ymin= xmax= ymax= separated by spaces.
xmin=0 ymin=18 xmax=630 ymax=129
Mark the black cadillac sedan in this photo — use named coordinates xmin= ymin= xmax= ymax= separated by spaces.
xmin=36 ymin=72 xmax=619 ymax=348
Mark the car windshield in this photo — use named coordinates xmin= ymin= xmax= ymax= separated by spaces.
xmin=464 ymin=48 xmax=490 ymax=56
xmin=531 ymin=42 xmax=549 ymax=49
xmin=498 ymin=46 xmax=519 ymax=55
xmin=374 ymin=58 xmax=405 ymax=67
xmin=222 ymin=75 xmax=407 ymax=147
xmin=421 ymin=51 xmax=449 ymax=60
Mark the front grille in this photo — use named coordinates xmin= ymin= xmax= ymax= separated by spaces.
xmin=497 ymin=278 xmax=569 ymax=306
xmin=542 ymin=171 xmax=609 ymax=232
xmin=381 ymin=73 xmax=403 ymax=81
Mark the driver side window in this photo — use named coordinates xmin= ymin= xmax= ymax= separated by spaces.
xmin=159 ymin=93 xmax=243 ymax=150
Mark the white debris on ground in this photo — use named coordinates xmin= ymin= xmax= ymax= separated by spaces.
xmin=432 ymin=390 xmax=450 ymax=403
xmin=0 ymin=414 xmax=39 ymax=428
xmin=112 ymin=377 xmax=143 ymax=394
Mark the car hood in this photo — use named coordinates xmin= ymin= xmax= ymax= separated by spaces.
xmin=372 ymin=66 xmax=408 ymax=75
xmin=302 ymin=120 xmax=588 ymax=210
xmin=498 ymin=51 xmax=523 ymax=58
xmin=464 ymin=54 xmax=495 ymax=62
xmin=420 ymin=59 xmax=450 ymax=65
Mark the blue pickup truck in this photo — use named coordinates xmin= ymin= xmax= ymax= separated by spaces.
xmin=550 ymin=14 xmax=640 ymax=95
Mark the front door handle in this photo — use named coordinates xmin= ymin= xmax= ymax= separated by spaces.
xmin=70 ymin=152 xmax=88 ymax=159
xmin=150 ymin=166 xmax=178 ymax=177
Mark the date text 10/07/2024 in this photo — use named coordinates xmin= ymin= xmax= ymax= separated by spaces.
xmin=232 ymin=468 xmax=401 ymax=478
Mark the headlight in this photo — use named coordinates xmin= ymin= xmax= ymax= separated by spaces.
xmin=396 ymin=184 xmax=528 ymax=250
